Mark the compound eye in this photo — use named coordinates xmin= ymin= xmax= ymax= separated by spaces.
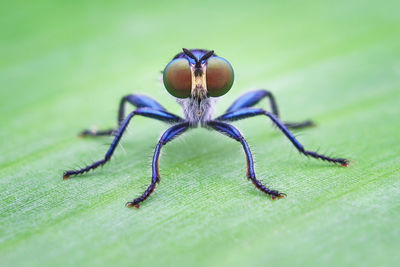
xmin=163 ymin=58 xmax=191 ymax=98
xmin=206 ymin=57 xmax=234 ymax=97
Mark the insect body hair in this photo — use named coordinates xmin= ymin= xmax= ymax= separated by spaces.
xmin=176 ymin=97 xmax=218 ymax=126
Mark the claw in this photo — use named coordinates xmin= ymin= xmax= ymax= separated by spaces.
xmin=126 ymin=202 xmax=140 ymax=209
xmin=343 ymin=158 xmax=356 ymax=167
xmin=278 ymin=192 xmax=286 ymax=198
xmin=270 ymin=190 xmax=286 ymax=200
xmin=63 ymin=171 xmax=71 ymax=180
xmin=340 ymin=159 xmax=351 ymax=167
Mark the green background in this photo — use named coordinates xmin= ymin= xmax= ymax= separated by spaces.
xmin=1 ymin=0 xmax=399 ymax=266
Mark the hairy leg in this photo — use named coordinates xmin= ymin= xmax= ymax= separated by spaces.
xmin=81 ymin=94 xmax=170 ymax=136
xmin=63 ymin=108 xmax=184 ymax=179
xmin=225 ymin=89 xmax=313 ymax=129
xmin=207 ymin=120 xmax=286 ymax=199
xmin=216 ymin=107 xmax=349 ymax=166
xmin=126 ymin=122 xmax=190 ymax=208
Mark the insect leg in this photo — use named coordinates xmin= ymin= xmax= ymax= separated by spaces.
xmin=207 ymin=120 xmax=285 ymax=199
xmin=81 ymin=94 xmax=169 ymax=136
xmin=63 ymin=108 xmax=184 ymax=179
xmin=224 ymin=89 xmax=313 ymax=129
xmin=216 ymin=108 xmax=349 ymax=166
xmin=126 ymin=122 xmax=190 ymax=208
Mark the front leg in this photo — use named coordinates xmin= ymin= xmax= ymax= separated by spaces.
xmin=63 ymin=108 xmax=184 ymax=179
xmin=126 ymin=122 xmax=190 ymax=208
xmin=225 ymin=89 xmax=314 ymax=129
xmin=216 ymin=108 xmax=349 ymax=166
xmin=207 ymin=121 xmax=285 ymax=199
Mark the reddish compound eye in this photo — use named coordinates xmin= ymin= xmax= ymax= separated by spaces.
xmin=163 ymin=58 xmax=191 ymax=98
xmin=206 ymin=57 xmax=234 ymax=97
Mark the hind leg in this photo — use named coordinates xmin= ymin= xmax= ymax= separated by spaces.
xmin=225 ymin=89 xmax=314 ymax=129
xmin=81 ymin=94 xmax=169 ymax=136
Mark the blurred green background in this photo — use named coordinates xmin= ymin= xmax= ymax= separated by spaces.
xmin=1 ymin=0 xmax=400 ymax=266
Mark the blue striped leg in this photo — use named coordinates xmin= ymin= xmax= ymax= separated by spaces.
xmin=226 ymin=89 xmax=314 ymax=129
xmin=216 ymin=108 xmax=349 ymax=166
xmin=81 ymin=94 xmax=171 ymax=136
xmin=63 ymin=108 xmax=184 ymax=179
xmin=126 ymin=122 xmax=190 ymax=208
xmin=207 ymin=120 xmax=286 ymax=199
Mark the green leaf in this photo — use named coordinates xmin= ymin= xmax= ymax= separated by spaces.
xmin=1 ymin=1 xmax=399 ymax=266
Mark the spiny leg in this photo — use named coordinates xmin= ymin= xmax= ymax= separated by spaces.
xmin=81 ymin=94 xmax=168 ymax=137
xmin=207 ymin=120 xmax=285 ymax=199
xmin=63 ymin=108 xmax=184 ymax=179
xmin=126 ymin=122 xmax=190 ymax=208
xmin=225 ymin=89 xmax=313 ymax=129
xmin=216 ymin=107 xmax=349 ymax=166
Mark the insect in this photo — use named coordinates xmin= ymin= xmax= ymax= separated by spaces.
xmin=63 ymin=48 xmax=349 ymax=208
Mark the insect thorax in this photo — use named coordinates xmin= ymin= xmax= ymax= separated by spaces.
xmin=176 ymin=97 xmax=217 ymax=126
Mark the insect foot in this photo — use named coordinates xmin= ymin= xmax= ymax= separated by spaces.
xmin=340 ymin=158 xmax=351 ymax=167
xmin=126 ymin=201 xmax=140 ymax=209
xmin=79 ymin=128 xmax=115 ymax=137
xmin=270 ymin=190 xmax=286 ymax=200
